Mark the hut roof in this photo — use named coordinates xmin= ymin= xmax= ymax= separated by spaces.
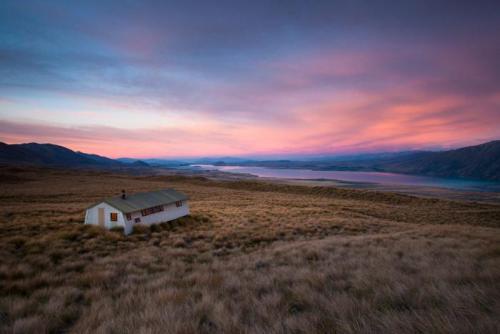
xmin=89 ymin=189 xmax=189 ymax=213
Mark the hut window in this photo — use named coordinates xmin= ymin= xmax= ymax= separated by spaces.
xmin=135 ymin=218 xmax=141 ymax=223
xmin=110 ymin=213 xmax=118 ymax=221
xmin=141 ymin=205 xmax=164 ymax=216
xmin=126 ymin=213 xmax=131 ymax=220
xmin=176 ymin=201 xmax=183 ymax=207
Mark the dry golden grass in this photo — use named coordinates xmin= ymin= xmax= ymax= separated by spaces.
xmin=0 ymin=166 xmax=499 ymax=333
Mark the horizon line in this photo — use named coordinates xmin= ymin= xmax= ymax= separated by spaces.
xmin=3 ymin=139 xmax=499 ymax=161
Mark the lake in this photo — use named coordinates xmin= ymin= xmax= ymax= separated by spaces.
xmin=191 ymin=164 xmax=500 ymax=192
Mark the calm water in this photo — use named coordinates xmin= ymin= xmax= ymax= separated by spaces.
xmin=192 ymin=165 xmax=500 ymax=192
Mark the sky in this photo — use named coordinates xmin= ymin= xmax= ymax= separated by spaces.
xmin=1 ymin=0 xmax=500 ymax=158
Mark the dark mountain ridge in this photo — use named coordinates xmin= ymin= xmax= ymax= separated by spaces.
xmin=0 ymin=142 xmax=121 ymax=168
xmin=377 ymin=140 xmax=500 ymax=180
xmin=214 ymin=141 xmax=500 ymax=181
xmin=1 ymin=140 xmax=499 ymax=180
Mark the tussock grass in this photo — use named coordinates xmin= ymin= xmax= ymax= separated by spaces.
xmin=0 ymin=166 xmax=499 ymax=333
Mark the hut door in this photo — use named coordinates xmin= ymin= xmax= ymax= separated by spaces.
xmin=98 ymin=208 xmax=105 ymax=227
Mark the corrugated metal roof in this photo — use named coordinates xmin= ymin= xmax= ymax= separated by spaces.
xmin=92 ymin=189 xmax=189 ymax=213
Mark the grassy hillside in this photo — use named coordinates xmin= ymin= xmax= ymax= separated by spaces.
xmin=0 ymin=166 xmax=499 ymax=333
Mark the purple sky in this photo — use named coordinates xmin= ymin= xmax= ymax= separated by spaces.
xmin=1 ymin=1 xmax=499 ymax=158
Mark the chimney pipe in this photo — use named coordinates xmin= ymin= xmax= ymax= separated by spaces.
xmin=121 ymin=190 xmax=126 ymax=199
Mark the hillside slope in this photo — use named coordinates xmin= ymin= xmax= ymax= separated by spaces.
xmin=0 ymin=167 xmax=499 ymax=333
xmin=0 ymin=142 xmax=122 ymax=168
xmin=378 ymin=140 xmax=500 ymax=180
xmin=230 ymin=141 xmax=500 ymax=181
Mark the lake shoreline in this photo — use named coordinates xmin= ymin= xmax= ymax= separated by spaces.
xmin=181 ymin=164 xmax=500 ymax=204
xmin=190 ymin=164 xmax=500 ymax=192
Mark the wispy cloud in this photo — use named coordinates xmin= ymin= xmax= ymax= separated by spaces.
xmin=1 ymin=1 xmax=499 ymax=157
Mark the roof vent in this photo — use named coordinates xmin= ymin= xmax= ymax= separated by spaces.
xmin=121 ymin=190 xmax=126 ymax=199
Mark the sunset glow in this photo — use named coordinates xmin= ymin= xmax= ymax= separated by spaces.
xmin=1 ymin=1 xmax=499 ymax=158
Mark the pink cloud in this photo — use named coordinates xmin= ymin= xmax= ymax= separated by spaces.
xmin=1 ymin=83 xmax=499 ymax=158
xmin=2 ymin=40 xmax=499 ymax=158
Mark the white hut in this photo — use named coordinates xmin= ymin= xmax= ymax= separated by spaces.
xmin=85 ymin=189 xmax=189 ymax=234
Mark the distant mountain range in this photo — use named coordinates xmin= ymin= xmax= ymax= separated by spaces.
xmin=117 ymin=157 xmax=187 ymax=167
xmin=377 ymin=140 xmax=500 ymax=180
xmin=224 ymin=141 xmax=500 ymax=181
xmin=0 ymin=142 xmax=149 ymax=169
xmin=1 ymin=140 xmax=499 ymax=180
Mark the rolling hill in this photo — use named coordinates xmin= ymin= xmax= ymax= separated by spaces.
xmin=1 ymin=140 xmax=499 ymax=180
xmin=0 ymin=142 xmax=122 ymax=168
xmin=375 ymin=140 xmax=500 ymax=180
xmin=218 ymin=141 xmax=500 ymax=181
